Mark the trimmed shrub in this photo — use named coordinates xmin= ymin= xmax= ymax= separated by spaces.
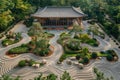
xmin=59 ymin=54 xmax=67 ymax=62
xmin=91 ymin=52 xmax=98 ymax=59
xmin=76 ymin=54 xmax=81 ymax=60
xmin=9 ymin=47 xmax=28 ymax=54
xmin=21 ymin=44 xmax=28 ymax=47
xmin=106 ymin=54 xmax=113 ymax=61
xmin=39 ymin=48 xmax=49 ymax=56
xmin=18 ymin=60 xmax=26 ymax=67
xmin=83 ymin=57 xmax=89 ymax=64
xmin=2 ymin=39 xmax=14 ymax=46
xmin=67 ymin=40 xmax=81 ymax=51
xmin=28 ymin=59 xmax=36 ymax=66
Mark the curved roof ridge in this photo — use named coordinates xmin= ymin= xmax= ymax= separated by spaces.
xmin=32 ymin=6 xmax=86 ymax=18
xmin=34 ymin=6 xmax=47 ymax=15
xmin=72 ymin=6 xmax=85 ymax=16
xmin=46 ymin=6 xmax=72 ymax=8
xmin=41 ymin=6 xmax=47 ymax=13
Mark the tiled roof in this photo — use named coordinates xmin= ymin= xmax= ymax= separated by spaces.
xmin=32 ymin=6 xmax=86 ymax=18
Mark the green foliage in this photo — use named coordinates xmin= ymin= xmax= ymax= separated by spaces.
xmin=60 ymin=71 xmax=72 ymax=80
xmin=59 ymin=54 xmax=67 ymax=62
xmin=2 ymin=32 xmax=22 ymax=46
xmin=2 ymin=39 xmax=14 ymax=46
xmin=0 ymin=0 xmax=120 ymax=40
xmin=0 ymin=10 xmax=14 ymax=32
xmin=46 ymin=74 xmax=57 ymax=80
xmin=34 ymin=39 xmax=50 ymax=56
xmin=83 ymin=57 xmax=89 ymax=64
xmin=105 ymin=50 xmax=118 ymax=61
xmin=36 ymin=39 xmax=49 ymax=49
xmin=76 ymin=54 xmax=81 ymax=60
xmin=0 ymin=34 xmax=3 ymax=38
xmin=26 ymin=22 xmax=51 ymax=57
xmin=0 ymin=0 xmax=35 ymax=33
xmin=67 ymin=39 xmax=81 ymax=51
xmin=28 ymin=22 xmax=43 ymax=38
xmin=39 ymin=48 xmax=49 ymax=56
xmin=18 ymin=60 xmax=26 ymax=67
xmin=34 ymin=74 xmax=57 ymax=80
xmin=74 ymin=34 xmax=99 ymax=47
xmin=24 ymin=17 xmax=33 ymax=27
xmin=106 ymin=54 xmax=113 ymax=61
xmin=94 ymin=67 xmax=114 ymax=80
xmin=9 ymin=46 xmax=28 ymax=54
xmin=34 ymin=71 xmax=73 ymax=80
xmin=0 ymin=75 xmax=20 ymax=80
xmin=91 ymin=52 xmax=98 ymax=59
xmin=28 ymin=59 xmax=37 ymax=66
xmin=18 ymin=59 xmax=38 ymax=67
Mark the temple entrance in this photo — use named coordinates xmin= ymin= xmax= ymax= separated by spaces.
xmin=38 ymin=18 xmax=75 ymax=26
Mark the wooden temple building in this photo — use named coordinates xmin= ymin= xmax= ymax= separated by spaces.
xmin=32 ymin=6 xmax=86 ymax=28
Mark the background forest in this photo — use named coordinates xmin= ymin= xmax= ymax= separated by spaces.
xmin=0 ymin=0 xmax=120 ymax=41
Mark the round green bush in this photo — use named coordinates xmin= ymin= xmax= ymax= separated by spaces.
xmin=28 ymin=59 xmax=36 ymax=66
xmin=67 ymin=40 xmax=81 ymax=51
xmin=91 ymin=52 xmax=98 ymax=59
xmin=39 ymin=48 xmax=49 ymax=56
xmin=76 ymin=54 xmax=81 ymax=60
xmin=59 ymin=54 xmax=67 ymax=62
xmin=83 ymin=57 xmax=89 ymax=64
xmin=18 ymin=60 xmax=26 ymax=67
xmin=107 ymin=54 xmax=113 ymax=61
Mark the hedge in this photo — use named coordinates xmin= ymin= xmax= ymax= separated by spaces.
xmin=9 ymin=47 xmax=28 ymax=54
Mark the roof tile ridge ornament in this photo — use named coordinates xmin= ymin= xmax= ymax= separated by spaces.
xmin=31 ymin=7 xmax=47 ymax=16
xmin=72 ymin=6 xmax=86 ymax=16
xmin=38 ymin=6 xmax=47 ymax=14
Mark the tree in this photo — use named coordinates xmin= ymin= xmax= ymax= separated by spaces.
xmin=72 ymin=23 xmax=82 ymax=36
xmin=24 ymin=17 xmax=34 ymax=27
xmin=0 ymin=0 xmax=14 ymax=12
xmin=60 ymin=71 xmax=72 ymax=80
xmin=82 ymin=48 xmax=89 ymax=55
xmin=46 ymin=74 xmax=57 ymax=80
xmin=0 ymin=10 xmax=14 ymax=32
xmin=89 ymin=25 xmax=98 ymax=38
xmin=34 ymin=74 xmax=44 ymax=80
xmin=12 ymin=0 xmax=34 ymax=19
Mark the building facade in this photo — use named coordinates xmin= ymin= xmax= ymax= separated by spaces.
xmin=32 ymin=6 xmax=86 ymax=28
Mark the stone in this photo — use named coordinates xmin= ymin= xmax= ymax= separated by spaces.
xmin=66 ymin=60 xmax=72 ymax=65
xmin=69 ymin=57 xmax=76 ymax=60
xmin=42 ymin=59 xmax=47 ymax=64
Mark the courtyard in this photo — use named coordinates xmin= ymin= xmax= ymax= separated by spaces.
xmin=0 ymin=21 xmax=119 ymax=80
